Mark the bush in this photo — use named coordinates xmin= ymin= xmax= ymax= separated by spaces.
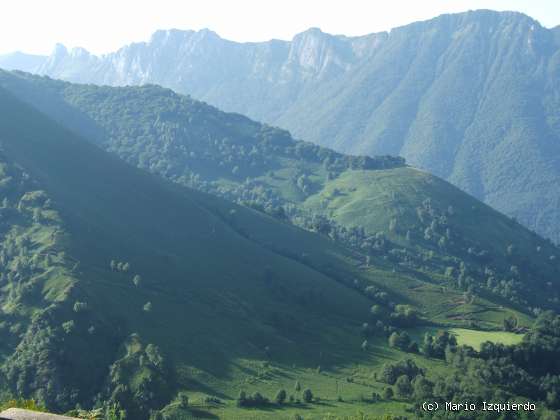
xmin=275 ymin=389 xmax=287 ymax=404
xmin=236 ymin=391 xmax=247 ymax=407
xmin=395 ymin=375 xmax=413 ymax=398
xmin=237 ymin=391 xmax=269 ymax=407
xmin=0 ymin=399 xmax=46 ymax=412
xmin=379 ymin=359 xmax=424 ymax=385
xmin=73 ymin=301 xmax=88 ymax=313
xmin=383 ymin=387 xmax=394 ymax=400
xmin=178 ymin=392 xmax=188 ymax=408
xmin=388 ymin=331 xmax=411 ymax=351
xmin=302 ymin=388 xmax=313 ymax=403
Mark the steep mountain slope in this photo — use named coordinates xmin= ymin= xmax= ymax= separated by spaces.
xmin=1 ymin=70 xmax=558 ymax=318
xmin=2 ymin=74 xmax=560 ymax=419
xmin=15 ymin=10 xmax=560 ymax=244
xmin=10 ymin=76 xmax=547 ymax=420
xmin=0 ymin=86 xmax=392 ymax=418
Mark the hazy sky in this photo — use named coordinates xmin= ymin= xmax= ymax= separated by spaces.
xmin=1 ymin=0 xmax=559 ymax=55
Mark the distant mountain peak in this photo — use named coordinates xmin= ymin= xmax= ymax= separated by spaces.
xmin=149 ymin=27 xmax=221 ymax=44
xmin=52 ymin=43 xmax=68 ymax=57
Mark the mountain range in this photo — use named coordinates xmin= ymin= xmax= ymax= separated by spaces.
xmin=2 ymin=9 xmax=559 ymax=244
xmin=1 ymin=9 xmax=560 ymax=419
xmin=0 ymin=68 xmax=559 ymax=417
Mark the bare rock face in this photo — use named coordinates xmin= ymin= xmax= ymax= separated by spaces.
xmin=0 ymin=408 xmax=79 ymax=420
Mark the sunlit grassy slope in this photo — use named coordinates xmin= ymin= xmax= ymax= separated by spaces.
xmin=408 ymin=326 xmax=523 ymax=350
xmin=306 ymin=167 xmax=551 ymax=258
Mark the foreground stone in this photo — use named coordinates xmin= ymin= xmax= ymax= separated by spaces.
xmin=0 ymin=408 xmax=80 ymax=420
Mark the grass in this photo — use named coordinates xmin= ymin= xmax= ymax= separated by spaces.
xmin=449 ymin=328 xmax=523 ymax=350
xmin=408 ymin=326 xmax=524 ymax=350
xmin=157 ymin=335 xmax=451 ymax=419
xmin=161 ymin=356 xmax=414 ymax=419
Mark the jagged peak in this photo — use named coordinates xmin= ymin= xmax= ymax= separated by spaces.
xmin=69 ymin=47 xmax=91 ymax=58
xmin=51 ymin=43 xmax=68 ymax=57
xmin=292 ymin=27 xmax=331 ymax=42
xmin=149 ymin=27 xmax=221 ymax=44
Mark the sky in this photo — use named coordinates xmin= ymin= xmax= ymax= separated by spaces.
xmin=1 ymin=0 xmax=559 ymax=56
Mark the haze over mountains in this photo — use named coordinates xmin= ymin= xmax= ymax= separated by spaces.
xmin=3 ymin=9 xmax=559 ymax=244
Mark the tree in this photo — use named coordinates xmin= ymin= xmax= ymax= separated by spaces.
xmin=383 ymin=387 xmax=394 ymax=400
xmin=413 ymin=376 xmax=433 ymax=399
xmin=388 ymin=331 xmax=411 ymax=351
xmin=408 ymin=341 xmax=419 ymax=353
xmin=275 ymin=389 xmax=287 ymax=404
xmin=422 ymin=333 xmax=434 ymax=357
xmin=302 ymin=388 xmax=313 ymax=403
xmin=150 ymin=412 xmax=164 ymax=420
xmin=294 ymin=380 xmax=301 ymax=392
xmin=133 ymin=275 xmax=142 ymax=287
xmin=178 ymin=393 xmax=188 ymax=409
xmin=361 ymin=340 xmax=368 ymax=351
xmin=237 ymin=391 xmax=247 ymax=407
xmin=62 ymin=320 xmax=75 ymax=334
xmin=252 ymin=392 xmax=267 ymax=406
xmin=389 ymin=218 xmax=397 ymax=232
xmin=370 ymin=304 xmax=383 ymax=318
xmin=503 ymin=316 xmax=518 ymax=332
xmin=73 ymin=301 xmax=88 ymax=313
xmin=395 ymin=375 xmax=412 ymax=398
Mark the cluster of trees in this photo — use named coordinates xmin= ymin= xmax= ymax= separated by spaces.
xmin=236 ymin=389 xmax=314 ymax=408
xmin=236 ymin=391 xmax=270 ymax=408
xmin=110 ymin=260 xmax=130 ymax=272
xmin=0 ymin=157 xmax=65 ymax=310
xmin=110 ymin=261 xmax=143 ymax=288
xmin=104 ymin=335 xmax=171 ymax=419
xmin=377 ymin=359 xmax=432 ymax=400
xmin=413 ymin=198 xmax=560 ymax=311
xmin=388 ymin=331 xmax=418 ymax=353
xmin=237 ymin=382 xmax=315 ymax=408
xmin=376 ymin=313 xmax=560 ymax=417
xmin=419 ymin=330 xmax=457 ymax=359
xmin=59 ymin=84 xmax=404 ymax=196
xmin=3 ymin=300 xmax=116 ymax=413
